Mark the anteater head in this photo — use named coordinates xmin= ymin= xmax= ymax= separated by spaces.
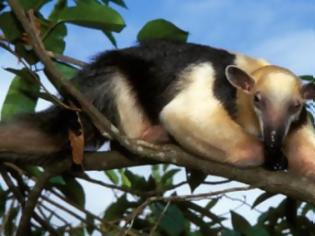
xmin=225 ymin=65 xmax=315 ymax=169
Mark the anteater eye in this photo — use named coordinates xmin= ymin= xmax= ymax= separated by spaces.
xmin=253 ymin=92 xmax=262 ymax=105
xmin=289 ymin=102 xmax=301 ymax=113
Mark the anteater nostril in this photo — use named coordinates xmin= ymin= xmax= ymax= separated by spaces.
xmin=271 ymin=130 xmax=276 ymax=143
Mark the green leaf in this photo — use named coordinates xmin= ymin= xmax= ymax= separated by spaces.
xmin=186 ymin=168 xmax=207 ymax=192
xmin=252 ymin=192 xmax=276 ymax=208
xmin=120 ymin=170 xmax=131 ymax=188
xmin=105 ymin=170 xmax=119 ymax=185
xmin=49 ymin=175 xmax=66 ymax=185
xmin=137 ymin=19 xmax=189 ymax=42
xmin=152 ymin=165 xmax=161 ymax=181
xmin=205 ymin=198 xmax=219 ymax=210
xmin=301 ymin=202 xmax=315 ymax=216
xmin=43 ymin=23 xmax=67 ymax=54
xmin=0 ymin=187 xmax=7 ymax=217
xmin=1 ymin=69 xmax=39 ymax=121
xmin=57 ymin=4 xmax=125 ymax=32
xmin=162 ymin=164 xmax=170 ymax=171
xmin=49 ymin=0 xmax=67 ymax=20
xmin=102 ymin=30 xmax=117 ymax=47
xmin=104 ymin=194 xmax=135 ymax=220
xmin=257 ymin=198 xmax=287 ymax=226
xmin=69 ymin=227 xmax=85 ymax=236
xmin=222 ymin=229 xmax=242 ymax=236
xmin=0 ymin=12 xmax=22 ymax=41
xmin=124 ymin=170 xmax=147 ymax=190
xmin=300 ymin=75 xmax=315 ymax=82
xmin=57 ymin=176 xmax=86 ymax=208
xmin=151 ymin=203 xmax=185 ymax=236
xmin=246 ymin=226 xmax=270 ymax=236
xmin=161 ymin=168 xmax=181 ymax=187
xmin=86 ymin=213 xmax=94 ymax=235
xmin=54 ymin=61 xmax=78 ymax=80
xmin=231 ymin=211 xmax=251 ymax=234
xmin=24 ymin=166 xmax=42 ymax=178
xmin=102 ymin=0 xmax=127 ymax=8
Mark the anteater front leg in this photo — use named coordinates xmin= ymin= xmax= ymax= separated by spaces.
xmin=284 ymin=120 xmax=315 ymax=179
xmin=159 ymin=64 xmax=264 ymax=167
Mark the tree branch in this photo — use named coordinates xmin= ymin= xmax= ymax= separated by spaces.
xmin=16 ymin=161 xmax=69 ymax=236
xmin=0 ymin=168 xmax=60 ymax=235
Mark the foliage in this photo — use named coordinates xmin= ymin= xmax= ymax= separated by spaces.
xmin=0 ymin=0 xmax=314 ymax=235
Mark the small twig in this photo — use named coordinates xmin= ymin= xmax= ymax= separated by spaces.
xmin=178 ymin=201 xmax=225 ymax=228
xmin=223 ymin=194 xmax=264 ymax=214
xmin=38 ymin=203 xmax=70 ymax=226
xmin=203 ymin=179 xmax=231 ymax=185
xmin=49 ymin=52 xmax=87 ymax=68
xmin=76 ymin=172 xmax=146 ymax=196
xmin=16 ymin=171 xmax=52 ymax=235
xmin=149 ymin=201 xmax=171 ymax=236
xmin=123 ymin=186 xmax=252 ymax=231
xmin=0 ymin=168 xmax=60 ymax=235
xmin=41 ymin=195 xmax=88 ymax=223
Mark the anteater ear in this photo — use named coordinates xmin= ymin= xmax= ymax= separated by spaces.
xmin=225 ymin=65 xmax=255 ymax=93
xmin=301 ymin=83 xmax=315 ymax=100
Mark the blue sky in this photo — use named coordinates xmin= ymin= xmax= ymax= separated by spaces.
xmin=63 ymin=0 xmax=315 ymax=74
xmin=0 ymin=0 xmax=315 ymax=226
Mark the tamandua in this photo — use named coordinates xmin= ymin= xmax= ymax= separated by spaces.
xmin=0 ymin=40 xmax=315 ymax=178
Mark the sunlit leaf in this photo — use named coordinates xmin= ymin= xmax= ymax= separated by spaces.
xmin=43 ymin=23 xmax=67 ymax=54
xmin=105 ymin=170 xmax=119 ymax=185
xmin=1 ymin=68 xmax=39 ymax=121
xmin=152 ymin=165 xmax=161 ymax=181
xmin=137 ymin=19 xmax=188 ymax=42
xmin=49 ymin=0 xmax=67 ymax=20
xmin=120 ymin=169 xmax=131 ymax=188
xmin=57 ymin=4 xmax=125 ymax=32
xmin=49 ymin=175 xmax=66 ymax=185
xmin=54 ymin=61 xmax=78 ymax=80
xmin=102 ymin=30 xmax=117 ymax=47
xmin=101 ymin=0 xmax=127 ymax=8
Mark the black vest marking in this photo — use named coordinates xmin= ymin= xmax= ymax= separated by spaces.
xmin=290 ymin=107 xmax=308 ymax=132
xmin=73 ymin=40 xmax=238 ymax=124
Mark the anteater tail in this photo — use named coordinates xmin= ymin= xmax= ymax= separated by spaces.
xmin=0 ymin=107 xmax=78 ymax=163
